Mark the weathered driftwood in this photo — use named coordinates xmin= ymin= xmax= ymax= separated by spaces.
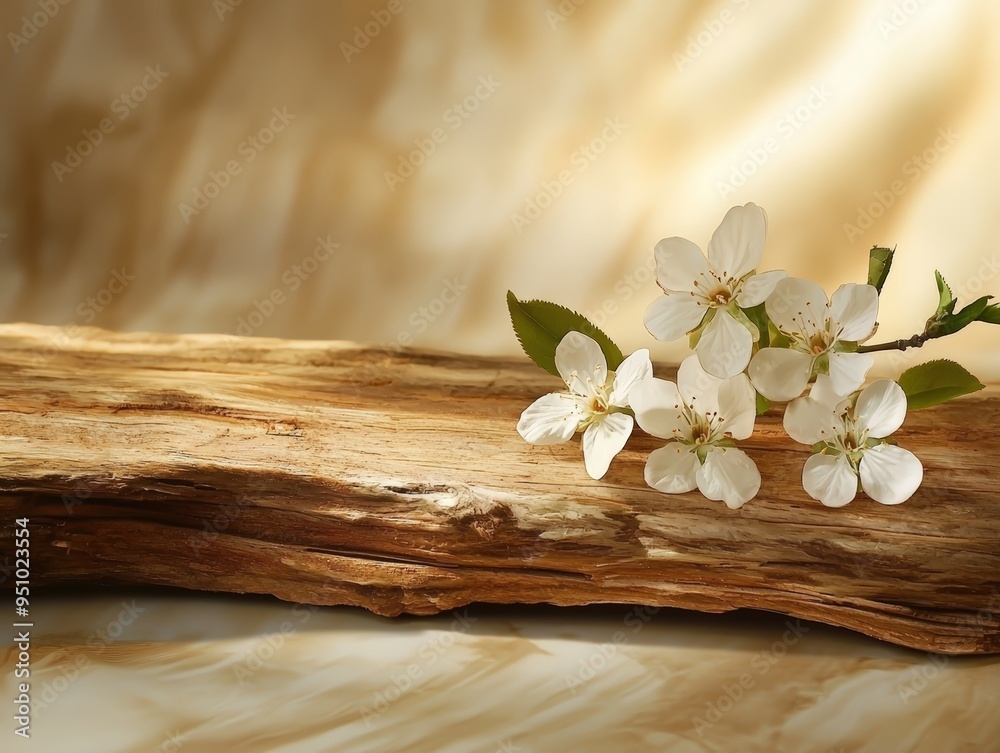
xmin=0 ymin=323 xmax=998 ymax=654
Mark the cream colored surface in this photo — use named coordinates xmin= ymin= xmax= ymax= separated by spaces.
xmin=1 ymin=0 xmax=999 ymax=379
xmin=2 ymin=593 xmax=999 ymax=753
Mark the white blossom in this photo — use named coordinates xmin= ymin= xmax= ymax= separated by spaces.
xmin=784 ymin=376 xmax=923 ymax=506
xmin=749 ymin=278 xmax=878 ymax=401
xmin=630 ymin=355 xmax=760 ymax=508
xmin=644 ymin=203 xmax=786 ymax=379
xmin=517 ymin=331 xmax=652 ymax=479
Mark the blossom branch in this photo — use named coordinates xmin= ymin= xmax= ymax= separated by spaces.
xmin=857 ymin=332 xmax=930 ymax=354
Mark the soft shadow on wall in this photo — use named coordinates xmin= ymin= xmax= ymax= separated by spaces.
xmin=1 ymin=0 xmax=998 ymax=379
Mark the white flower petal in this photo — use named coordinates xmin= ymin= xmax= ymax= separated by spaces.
xmin=555 ymin=331 xmax=608 ymax=397
xmin=783 ymin=391 xmax=845 ymax=446
xmin=707 ymin=203 xmax=767 ymax=280
xmin=517 ymin=392 xmax=582 ymax=445
xmin=644 ymin=442 xmax=700 ymax=493
xmin=644 ymin=293 xmax=707 ymax=343
xmin=735 ymin=270 xmax=788 ymax=308
xmin=676 ymin=353 xmax=722 ymax=413
xmin=582 ymin=413 xmax=634 ymax=479
xmin=854 ymin=379 xmax=907 ymax=438
xmin=629 ymin=378 xmax=690 ymax=440
xmin=717 ymin=373 xmax=757 ymax=441
xmin=809 ymin=373 xmax=850 ymax=407
xmin=802 ymin=453 xmax=859 ymax=507
xmin=765 ymin=277 xmax=830 ymax=335
xmin=653 ymin=236 xmax=712 ymax=292
xmin=859 ymin=444 xmax=923 ymax=505
xmin=696 ymin=447 xmax=761 ymax=509
xmin=830 ymin=283 xmax=879 ymax=342
xmin=828 ymin=351 xmax=874 ymax=397
xmin=747 ymin=347 xmax=813 ymax=401
xmin=607 ymin=349 xmax=653 ymax=408
xmin=696 ymin=309 xmax=753 ymax=379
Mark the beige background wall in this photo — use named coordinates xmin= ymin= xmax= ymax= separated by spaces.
xmin=2 ymin=0 xmax=999 ymax=378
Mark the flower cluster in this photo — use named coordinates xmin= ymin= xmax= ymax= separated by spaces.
xmin=510 ymin=203 xmax=992 ymax=509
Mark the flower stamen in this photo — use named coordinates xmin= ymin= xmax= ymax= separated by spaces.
xmin=708 ymin=286 xmax=732 ymax=306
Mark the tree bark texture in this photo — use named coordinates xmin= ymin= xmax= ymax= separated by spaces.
xmin=0 ymin=324 xmax=997 ymax=654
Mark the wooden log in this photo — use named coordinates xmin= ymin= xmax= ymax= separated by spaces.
xmin=0 ymin=323 xmax=997 ymax=654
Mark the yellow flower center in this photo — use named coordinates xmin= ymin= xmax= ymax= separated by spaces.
xmin=809 ymin=331 xmax=832 ymax=354
xmin=709 ymin=286 xmax=732 ymax=306
xmin=691 ymin=422 xmax=711 ymax=445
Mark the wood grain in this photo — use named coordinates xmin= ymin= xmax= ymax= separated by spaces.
xmin=0 ymin=323 xmax=997 ymax=654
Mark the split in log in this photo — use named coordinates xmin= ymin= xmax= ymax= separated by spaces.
xmin=0 ymin=323 xmax=998 ymax=654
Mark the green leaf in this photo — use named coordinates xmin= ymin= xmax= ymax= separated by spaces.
xmin=743 ymin=303 xmax=770 ymax=348
xmin=931 ymin=295 xmax=993 ymax=337
xmin=768 ymin=329 xmax=791 ymax=349
xmin=688 ymin=308 xmax=714 ymax=349
xmin=976 ymin=303 xmax=1000 ymax=325
xmin=934 ymin=270 xmax=957 ymax=316
xmin=755 ymin=392 xmax=771 ymax=415
xmin=730 ymin=305 xmax=760 ymax=341
xmin=867 ymin=246 xmax=895 ymax=294
xmin=506 ymin=291 xmax=624 ymax=377
xmin=898 ymin=359 xmax=985 ymax=410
